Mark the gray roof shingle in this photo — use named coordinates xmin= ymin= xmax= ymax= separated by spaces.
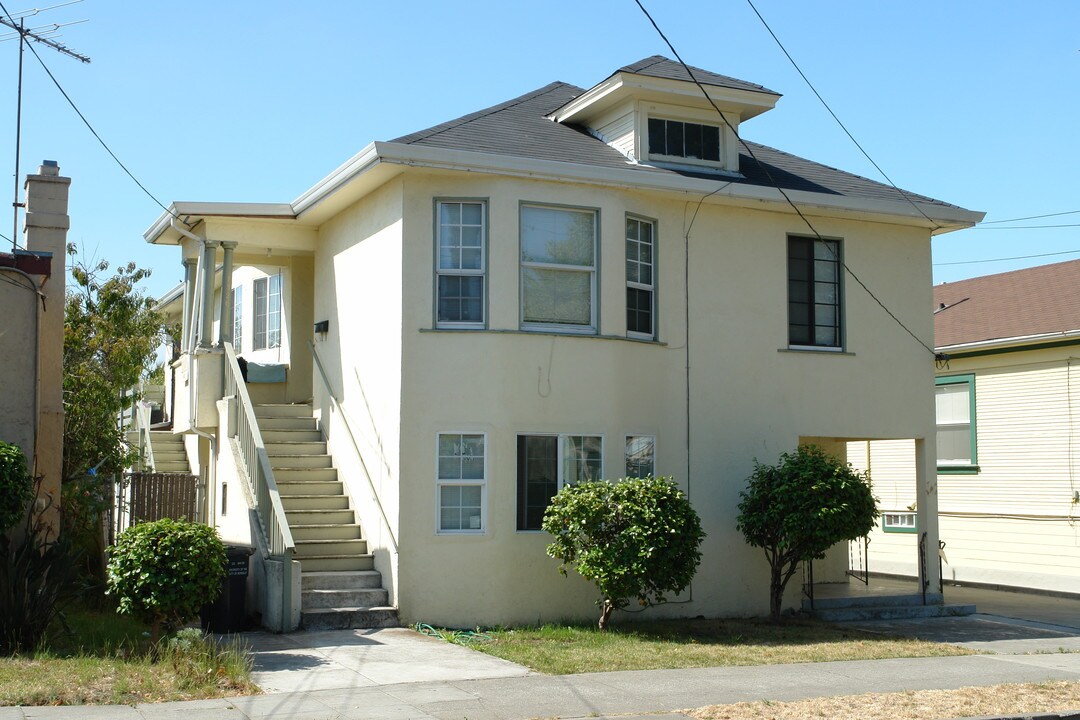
xmin=616 ymin=55 xmax=779 ymax=96
xmin=390 ymin=63 xmax=961 ymax=211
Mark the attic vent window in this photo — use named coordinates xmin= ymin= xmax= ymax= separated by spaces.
xmin=648 ymin=118 xmax=721 ymax=162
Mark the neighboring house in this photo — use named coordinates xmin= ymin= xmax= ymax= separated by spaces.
xmin=0 ymin=161 xmax=70 ymax=533
xmin=853 ymin=259 xmax=1080 ymax=595
xmin=145 ymin=56 xmax=982 ymax=631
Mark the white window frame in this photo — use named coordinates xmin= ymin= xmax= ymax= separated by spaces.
xmin=517 ymin=433 xmax=603 ymax=531
xmin=624 ymin=434 xmax=656 ymax=478
xmin=435 ymin=432 xmax=487 ymax=535
xmin=435 ymin=199 xmax=487 ymax=329
xmin=882 ymin=512 xmax=918 ymax=533
xmin=231 ymin=286 xmax=243 ymax=352
xmin=626 ymin=215 xmax=657 ymax=340
xmin=520 ymin=203 xmax=598 ymax=334
xmin=253 ymin=273 xmax=283 ymax=350
xmin=638 ymin=104 xmax=739 ymax=172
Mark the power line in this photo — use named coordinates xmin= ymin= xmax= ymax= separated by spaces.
xmin=744 ymin=0 xmax=942 ymax=232
xmin=632 ymin=0 xmax=937 ymax=358
xmin=971 ymin=223 xmax=1080 ymax=230
xmin=980 ymin=209 xmax=1080 ymax=225
xmin=934 ymin=248 xmax=1080 ymax=267
xmin=0 ymin=0 xmax=178 ymax=222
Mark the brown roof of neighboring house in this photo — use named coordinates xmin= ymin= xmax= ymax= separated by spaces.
xmin=934 ymin=258 xmax=1080 ymax=349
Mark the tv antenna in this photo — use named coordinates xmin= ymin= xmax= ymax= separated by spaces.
xmin=0 ymin=0 xmax=89 ymax=250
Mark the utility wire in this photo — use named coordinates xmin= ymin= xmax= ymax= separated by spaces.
xmin=934 ymin=248 xmax=1080 ymax=267
xmin=0 ymin=0 xmax=178 ymax=220
xmin=980 ymin=209 xmax=1080 ymax=224
xmin=744 ymin=0 xmax=942 ymax=232
xmin=971 ymin=223 xmax=1080 ymax=230
xmin=632 ymin=0 xmax=937 ymax=358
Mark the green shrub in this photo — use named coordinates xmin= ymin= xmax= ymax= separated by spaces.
xmin=737 ymin=444 xmax=879 ymax=621
xmin=543 ymin=476 xmax=705 ymax=630
xmin=106 ymin=519 xmax=226 ymax=642
xmin=0 ymin=441 xmax=34 ymax=533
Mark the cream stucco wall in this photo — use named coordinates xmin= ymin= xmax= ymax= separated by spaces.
xmin=856 ymin=345 xmax=1080 ymax=594
xmin=389 ymin=170 xmax=937 ymax=625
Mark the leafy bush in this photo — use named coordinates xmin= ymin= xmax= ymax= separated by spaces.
xmin=0 ymin=441 xmax=34 ymax=533
xmin=106 ymin=519 xmax=226 ymax=642
xmin=737 ymin=444 xmax=879 ymax=621
xmin=543 ymin=476 xmax=705 ymax=630
xmin=0 ymin=481 xmax=80 ymax=655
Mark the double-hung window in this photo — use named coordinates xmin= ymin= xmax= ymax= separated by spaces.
xmin=436 ymin=433 xmax=486 ymax=533
xmin=625 ymin=435 xmax=655 ymax=478
xmin=517 ymin=434 xmax=602 ymax=530
xmin=626 ymin=216 xmax=656 ymax=339
xmin=936 ymin=375 xmax=977 ymax=472
xmin=253 ymin=273 xmax=282 ymax=350
xmin=231 ymin=286 xmax=243 ymax=352
xmin=521 ymin=204 xmax=597 ymax=332
xmin=787 ymin=235 xmax=842 ymax=349
xmin=436 ymin=200 xmax=486 ymax=327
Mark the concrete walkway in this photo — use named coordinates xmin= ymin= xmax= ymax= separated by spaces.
xmin=4 ymin=584 xmax=1080 ymax=720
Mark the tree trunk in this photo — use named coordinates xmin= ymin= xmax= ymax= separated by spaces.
xmin=770 ymin=562 xmax=784 ymax=622
xmin=598 ymin=599 xmax=615 ymax=631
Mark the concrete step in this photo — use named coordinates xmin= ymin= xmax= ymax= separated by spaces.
xmin=294 ymin=539 xmax=368 ymax=557
xmin=281 ymin=494 xmax=350 ymax=511
xmin=149 ymin=431 xmax=184 ymax=443
xmin=301 ymin=606 xmax=399 ymax=630
xmin=302 ymin=570 xmax=384 ymax=591
xmin=154 ymin=461 xmax=191 ymax=473
xmin=258 ymin=416 xmax=319 ymax=431
xmin=286 ymin=509 xmax=355 ymax=526
xmin=802 ymin=593 xmax=943 ymax=612
xmin=291 ymin=524 xmax=363 ymax=541
xmin=152 ymin=451 xmax=187 ymax=463
xmin=815 ymin=603 xmax=977 ymax=622
xmin=277 ymin=480 xmax=343 ymax=496
xmin=299 ymin=554 xmax=375 ymax=572
xmin=302 ymin=587 xmax=389 ymax=609
xmin=265 ymin=441 xmax=327 ymax=456
xmin=255 ymin=404 xmax=314 ymax=419
xmin=271 ymin=454 xmax=333 ymax=469
xmin=262 ymin=430 xmax=323 ymax=443
xmin=274 ymin=467 xmax=338 ymax=482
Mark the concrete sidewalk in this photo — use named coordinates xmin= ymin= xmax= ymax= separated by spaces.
xmin=5 ymin=583 xmax=1080 ymax=720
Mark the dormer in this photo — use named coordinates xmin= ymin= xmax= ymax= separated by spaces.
xmin=548 ymin=56 xmax=780 ymax=175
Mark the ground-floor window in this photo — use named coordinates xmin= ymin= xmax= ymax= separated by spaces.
xmin=625 ymin=435 xmax=656 ymax=478
xmin=436 ymin=433 xmax=486 ymax=533
xmin=517 ymin=434 xmax=602 ymax=531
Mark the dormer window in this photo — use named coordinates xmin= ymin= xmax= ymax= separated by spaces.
xmin=647 ymin=118 xmax=722 ymax=163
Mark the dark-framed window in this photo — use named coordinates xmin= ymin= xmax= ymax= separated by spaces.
xmin=936 ymin=374 xmax=978 ymax=473
xmin=517 ymin=434 xmax=602 ymax=531
xmin=787 ymin=235 xmax=842 ymax=349
xmin=647 ymin=118 xmax=721 ymax=162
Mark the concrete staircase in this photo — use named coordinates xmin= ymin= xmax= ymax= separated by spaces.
xmin=254 ymin=402 xmax=398 ymax=630
xmin=148 ymin=431 xmax=190 ymax=473
xmin=804 ymin=590 xmax=976 ymax=622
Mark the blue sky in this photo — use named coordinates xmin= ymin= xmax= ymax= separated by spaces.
xmin=2 ymin=0 xmax=1077 ymax=299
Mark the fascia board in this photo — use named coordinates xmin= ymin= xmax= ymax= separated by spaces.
xmin=937 ymin=328 xmax=1080 ymax=354
xmin=144 ymin=202 xmax=295 ymax=245
xmin=374 ymin=142 xmax=983 ymax=230
xmin=291 ymin=142 xmax=381 ymax=216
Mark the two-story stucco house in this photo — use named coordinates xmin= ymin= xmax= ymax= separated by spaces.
xmin=144 ymin=56 xmax=982 ymax=631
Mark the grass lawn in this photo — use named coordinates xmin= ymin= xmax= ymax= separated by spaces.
xmin=0 ymin=606 xmax=258 ymax=706
xmin=689 ymin=681 xmax=1080 ymax=720
xmin=429 ymin=617 xmax=974 ymax=675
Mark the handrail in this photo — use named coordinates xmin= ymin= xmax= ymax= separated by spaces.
xmin=308 ymin=341 xmax=399 ymax=552
xmin=223 ymin=344 xmax=295 ymax=629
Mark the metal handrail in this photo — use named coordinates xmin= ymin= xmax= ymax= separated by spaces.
xmin=223 ymin=343 xmax=295 ymax=628
xmin=308 ymin=341 xmax=398 ymax=552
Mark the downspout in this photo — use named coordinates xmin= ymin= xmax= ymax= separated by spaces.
xmin=170 ymin=219 xmax=218 ymax=525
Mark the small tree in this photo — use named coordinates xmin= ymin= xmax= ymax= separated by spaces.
xmin=737 ymin=444 xmax=879 ymax=621
xmin=0 ymin=442 xmax=34 ymax=534
xmin=543 ymin=476 xmax=705 ymax=630
xmin=106 ymin=518 xmax=226 ymax=642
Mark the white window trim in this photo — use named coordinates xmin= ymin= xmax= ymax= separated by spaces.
xmin=253 ymin=273 xmax=283 ymax=351
xmin=624 ymin=434 xmax=657 ymax=478
xmin=435 ymin=431 xmax=488 ymax=535
xmin=232 ymin=286 xmax=243 ymax=353
xmin=517 ymin=432 xmax=604 ymax=532
xmin=435 ymin=199 xmax=487 ymax=329
xmin=636 ymin=103 xmax=741 ymax=172
xmin=520 ymin=203 xmax=599 ymax=335
xmin=626 ymin=215 xmax=657 ymax=341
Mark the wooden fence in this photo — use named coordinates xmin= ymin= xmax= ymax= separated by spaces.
xmin=112 ymin=472 xmax=199 ymax=541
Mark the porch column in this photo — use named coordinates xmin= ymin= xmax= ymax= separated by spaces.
xmin=914 ymin=437 xmax=941 ymax=595
xmin=198 ymin=240 xmax=218 ymax=348
xmin=182 ymin=257 xmax=197 ymax=350
xmin=218 ymin=242 xmax=237 ymax=347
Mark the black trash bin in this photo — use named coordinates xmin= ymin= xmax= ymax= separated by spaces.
xmin=201 ymin=544 xmax=254 ymax=633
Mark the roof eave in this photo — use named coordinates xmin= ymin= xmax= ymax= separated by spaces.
xmin=937 ymin=328 xmax=1080 ymax=354
xmin=144 ymin=202 xmax=297 ymax=245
